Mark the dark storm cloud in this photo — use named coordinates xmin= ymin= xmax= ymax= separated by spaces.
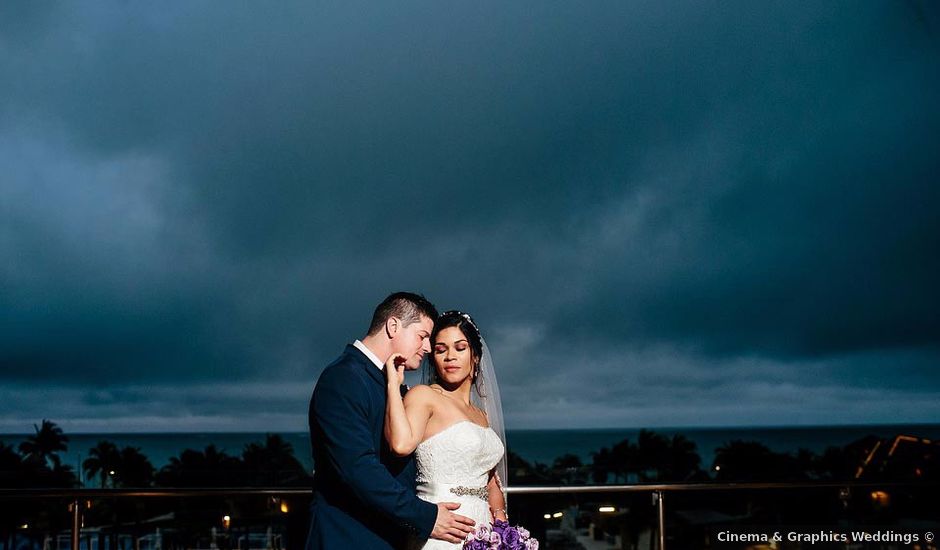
xmin=542 ymin=1 xmax=940 ymax=358
xmin=1 ymin=1 xmax=938 ymax=429
xmin=0 ymin=381 xmax=310 ymax=432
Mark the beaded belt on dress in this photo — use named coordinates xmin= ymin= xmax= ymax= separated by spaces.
xmin=449 ymin=485 xmax=488 ymax=500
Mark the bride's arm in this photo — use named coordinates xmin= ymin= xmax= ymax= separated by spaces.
xmin=384 ymin=354 xmax=433 ymax=456
xmin=487 ymin=469 xmax=508 ymax=522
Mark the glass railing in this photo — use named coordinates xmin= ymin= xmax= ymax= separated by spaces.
xmin=1 ymin=481 xmax=937 ymax=550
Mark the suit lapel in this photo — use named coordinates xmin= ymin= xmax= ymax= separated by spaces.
xmin=346 ymin=344 xmax=408 ymax=395
xmin=346 ymin=344 xmax=386 ymax=387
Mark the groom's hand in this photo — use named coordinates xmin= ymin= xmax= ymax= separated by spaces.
xmin=430 ymin=502 xmax=475 ymax=543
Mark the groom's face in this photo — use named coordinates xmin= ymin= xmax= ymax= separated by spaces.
xmin=391 ymin=314 xmax=434 ymax=370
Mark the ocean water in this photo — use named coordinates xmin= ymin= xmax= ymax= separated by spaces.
xmin=3 ymin=423 xmax=938 ymax=481
xmin=505 ymin=423 xmax=940 ymax=466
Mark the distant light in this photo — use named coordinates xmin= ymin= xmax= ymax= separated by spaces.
xmin=280 ymin=501 xmax=289 ymax=513
xmin=543 ymin=514 xmax=552 ymax=519
xmin=222 ymin=515 xmax=231 ymax=529
xmin=599 ymin=506 xmax=616 ymax=513
xmin=109 ymin=470 xmax=115 ymax=476
xmin=552 ymin=512 xmax=563 ymax=518
xmin=714 ymin=465 xmax=721 ymax=471
xmin=19 ymin=524 xmax=28 ymax=530
xmin=870 ymin=491 xmax=890 ymax=507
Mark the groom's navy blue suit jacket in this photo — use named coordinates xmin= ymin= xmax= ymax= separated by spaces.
xmin=306 ymin=345 xmax=437 ymax=550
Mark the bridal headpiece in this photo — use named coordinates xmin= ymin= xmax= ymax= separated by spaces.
xmin=448 ymin=310 xmax=482 ymax=341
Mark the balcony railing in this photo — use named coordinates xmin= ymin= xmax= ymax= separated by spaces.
xmin=1 ymin=481 xmax=936 ymax=550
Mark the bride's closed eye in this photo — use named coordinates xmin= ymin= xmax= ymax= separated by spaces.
xmin=434 ymin=345 xmax=468 ymax=354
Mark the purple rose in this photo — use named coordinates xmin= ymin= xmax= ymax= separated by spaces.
xmin=503 ymin=527 xmax=521 ymax=547
xmin=463 ymin=539 xmax=488 ymax=550
xmin=491 ymin=519 xmax=509 ymax=537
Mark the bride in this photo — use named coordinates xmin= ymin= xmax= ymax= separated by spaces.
xmin=383 ymin=310 xmax=508 ymax=549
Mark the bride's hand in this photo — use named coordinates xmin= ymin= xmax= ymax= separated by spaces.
xmin=384 ymin=353 xmax=406 ymax=387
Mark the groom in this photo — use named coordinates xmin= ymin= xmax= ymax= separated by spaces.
xmin=306 ymin=292 xmax=476 ymax=549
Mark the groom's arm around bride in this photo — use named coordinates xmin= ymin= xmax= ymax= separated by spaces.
xmin=305 ymin=292 xmax=476 ymax=550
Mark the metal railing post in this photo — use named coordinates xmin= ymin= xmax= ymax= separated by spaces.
xmin=655 ymin=490 xmax=665 ymax=550
xmin=70 ymin=499 xmax=81 ymax=550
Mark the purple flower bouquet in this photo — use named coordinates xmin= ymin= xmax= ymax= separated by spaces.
xmin=462 ymin=519 xmax=538 ymax=550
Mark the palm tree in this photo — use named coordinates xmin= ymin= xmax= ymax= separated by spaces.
xmin=713 ymin=440 xmax=777 ymax=481
xmin=551 ymin=453 xmax=586 ymax=484
xmin=713 ymin=440 xmax=810 ymax=482
xmin=0 ymin=442 xmax=23 ymax=487
xmin=48 ymin=462 xmax=79 ymax=488
xmin=635 ymin=430 xmax=670 ymax=481
xmin=18 ymin=419 xmax=69 ymax=469
xmin=662 ymin=434 xmax=702 ymax=481
xmin=591 ymin=447 xmax=613 ymax=484
xmin=242 ymin=434 xmax=307 ymax=486
xmin=610 ymin=438 xmax=638 ymax=482
xmin=815 ymin=445 xmax=855 ymax=480
xmin=0 ymin=442 xmax=29 ymax=549
xmin=203 ymin=444 xmax=241 ymax=470
xmin=506 ymin=450 xmax=539 ymax=484
xmin=157 ymin=445 xmax=243 ymax=487
xmin=83 ymin=440 xmax=121 ymax=488
xmin=114 ymin=447 xmax=156 ymax=487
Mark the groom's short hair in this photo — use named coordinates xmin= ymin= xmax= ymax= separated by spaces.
xmin=367 ymin=292 xmax=438 ymax=336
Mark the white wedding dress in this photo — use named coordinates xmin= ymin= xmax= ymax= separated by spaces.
xmin=411 ymin=420 xmax=506 ymax=549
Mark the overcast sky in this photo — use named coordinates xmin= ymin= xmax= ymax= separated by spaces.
xmin=1 ymin=1 xmax=938 ymax=433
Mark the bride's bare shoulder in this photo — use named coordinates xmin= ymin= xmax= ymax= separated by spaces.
xmin=403 ymin=384 xmax=442 ymax=405
xmin=471 ymin=405 xmax=489 ymax=427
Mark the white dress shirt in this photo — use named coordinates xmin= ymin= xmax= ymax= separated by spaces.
xmin=353 ymin=339 xmax=384 ymax=371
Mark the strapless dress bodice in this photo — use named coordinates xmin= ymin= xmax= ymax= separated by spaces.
xmin=412 ymin=420 xmax=505 ymax=550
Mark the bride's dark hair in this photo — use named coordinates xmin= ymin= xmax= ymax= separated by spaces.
xmin=427 ymin=310 xmax=484 ymax=387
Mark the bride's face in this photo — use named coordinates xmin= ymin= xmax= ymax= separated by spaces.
xmin=432 ymin=326 xmax=475 ymax=386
